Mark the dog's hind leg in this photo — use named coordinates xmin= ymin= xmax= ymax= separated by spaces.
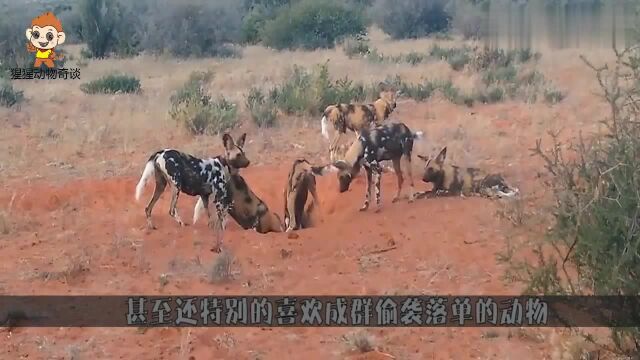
xmin=360 ymin=167 xmax=373 ymax=212
xmin=391 ymin=158 xmax=404 ymax=203
xmin=168 ymin=186 xmax=186 ymax=227
xmin=144 ymin=174 xmax=167 ymax=230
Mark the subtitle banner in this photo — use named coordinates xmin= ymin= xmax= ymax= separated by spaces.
xmin=1 ymin=295 xmax=639 ymax=327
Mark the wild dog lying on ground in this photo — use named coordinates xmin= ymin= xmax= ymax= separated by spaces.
xmin=417 ymin=147 xmax=519 ymax=198
xmin=320 ymin=85 xmax=400 ymax=140
xmin=283 ymin=158 xmax=334 ymax=232
xmin=193 ymin=134 xmax=283 ymax=234
xmin=330 ymin=122 xmax=424 ymax=212
xmin=134 ymin=133 xmax=249 ymax=252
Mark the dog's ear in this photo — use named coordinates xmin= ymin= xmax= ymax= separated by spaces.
xmin=236 ymin=133 xmax=247 ymax=148
xmin=222 ymin=133 xmax=234 ymax=150
xmin=417 ymin=154 xmax=429 ymax=162
xmin=435 ymin=147 xmax=447 ymax=165
xmin=332 ymin=160 xmax=350 ymax=171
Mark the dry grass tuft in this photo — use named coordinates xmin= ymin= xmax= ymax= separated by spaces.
xmin=37 ymin=249 xmax=91 ymax=282
xmin=343 ymin=330 xmax=377 ymax=353
xmin=208 ymin=250 xmax=236 ymax=283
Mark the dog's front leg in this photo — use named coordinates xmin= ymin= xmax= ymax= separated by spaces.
xmin=373 ymin=167 xmax=383 ymax=213
xmin=169 ymin=187 xmax=186 ymax=226
xmin=360 ymin=166 xmax=372 ymax=211
xmin=211 ymin=202 xmax=228 ymax=253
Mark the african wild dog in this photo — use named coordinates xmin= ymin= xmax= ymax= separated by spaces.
xmin=193 ymin=134 xmax=284 ymax=234
xmin=329 ymin=122 xmax=424 ymax=212
xmin=194 ymin=174 xmax=284 ymax=233
xmin=320 ymin=84 xmax=400 ymax=140
xmin=283 ymin=159 xmax=334 ymax=232
xmin=134 ymin=133 xmax=249 ymax=252
xmin=417 ymin=147 xmax=519 ymax=198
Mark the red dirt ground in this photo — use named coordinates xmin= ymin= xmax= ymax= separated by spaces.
xmin=0 ymin=97 xmax=607 ymax=359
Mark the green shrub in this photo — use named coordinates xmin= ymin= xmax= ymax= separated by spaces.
xmin=0 ymin=79 xmax=24 ymax=108
xmin=0 ymin=3 xmax=40 ymax=69
xmin=543 ymin=88 xmax=566 ymax=104
xmin=505 ymin=49 xmax=640 ymax=357
xmin=142 ymin=0 xmax=243 ymax=58
xmin=245 ymin=87 xmax=278 ymax=127
xmin=169 ymin=71 xmax=239 ymax=135
xmin=429 ymin=45 xmax=473 ymax=70
xmin=372 ymin=0 xmax=451 ymax=40
xmin=79 ymin=0 xmax=141 ymax=58
xmin=342 ymin=35 xmax=372 ymax=58
xmin=269 ymin=62 xmax=367 ymax=116
xmin=482 ymin=65 xmax=518 ymax=85
xmin=261 ymin=0 xmax=367 ymax=50
xmin=80 ymin=73 xmax=141 ymax=94
xmin=241 ymin=6 xmax=270 ymax=45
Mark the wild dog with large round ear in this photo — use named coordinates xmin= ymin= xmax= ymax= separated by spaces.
xmin=418 ymin=146 xmax=519 ymax=198
xmin=134 ymin=140 xmax=238 ymax=253
xmin=194 ymin=133 xmax=283 ymax=234
xmin=330 ymin=122 xmax=424 ymax=212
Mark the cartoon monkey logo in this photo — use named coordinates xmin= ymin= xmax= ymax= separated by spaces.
xmin=25 ymin=12 xmax=66 ymax=69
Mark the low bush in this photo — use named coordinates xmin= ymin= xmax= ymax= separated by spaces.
xmin=245 ymin=87 xmax=278 ymax=127
xmin=0 ymin=79 xmax=24 ymax=108
xmin=268 ymin=62 xmax=368 ymax=116
xmin=169 ymin=71 xmax=239 ymax=135
xmin=80 ymin=73 xmax=141 ymax=94
xmin=429 ymin=44 xmax=473 ymax=70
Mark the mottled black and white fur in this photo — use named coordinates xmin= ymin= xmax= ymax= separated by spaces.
xmin=134 ymin=133 xmax=248 ymax=252
xmin=331 ymin=122 xmax=424 ymax=212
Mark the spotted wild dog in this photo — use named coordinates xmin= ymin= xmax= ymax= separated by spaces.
xmin=194 ymin=173 xmax=284 ymax=234
xmin=329 ymin=122 xmax=424 ymax=212
xmin=417 ymin=147 xmax=519 ymax=198
xmin=320 ymin=84 xmax=400 ymax=140
xmin=283 ymin=158 xmax=335 ymax=232
xmin=193 ymin=134 xmax=283 ymax=234
xmin=367 ymin=87 xmax=399 ymax=126
xmin=329 ymin=132 xmax=394 ymax=174
xmin=134 ymin=133 xmax=249 ymax=252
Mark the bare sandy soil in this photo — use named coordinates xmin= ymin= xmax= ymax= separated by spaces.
xmin=0 ymin=30 xmax=616 ymax=359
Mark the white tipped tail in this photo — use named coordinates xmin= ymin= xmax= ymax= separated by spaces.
xmin=135 ymin=161 xmax=155 ymax=202
xmin=193 ymin=197 xmax=206 ymax=225
xmin=413 ymin=130 xmax=424 ymax=140
xmin=321 ymin=115 xmax=329 ymax=140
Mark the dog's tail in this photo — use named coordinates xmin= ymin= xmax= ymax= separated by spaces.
xmin=193 ymin=197 xmax=206 ymax=225
xmin=413 ymin=130 xmax=425 ymax=140
xmin=135 ymin=155 xmax=158 ymax=202
xmin=321 ymin=115 xmax=330 ymax=140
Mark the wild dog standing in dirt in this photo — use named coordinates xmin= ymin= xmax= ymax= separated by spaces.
xmin=417 ymin=147 xmax=519 ymax=198
xmin=193 ymin=134 xmax=284 ymax=234
xmin=320 ymin=84 xmax=400 ymax=140
xmin=134 ymin=133 xmax=249 ymax=252
xmin=330 ymin=122 xmax=424 ymax=212
xmin=283 ymin=158 xmax=335 ymax=232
